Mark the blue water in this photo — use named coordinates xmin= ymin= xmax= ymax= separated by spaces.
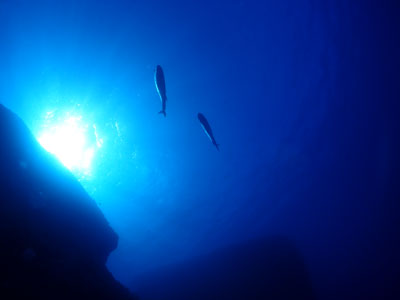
xmin=1 ymin=0 xmax=399 ymax=298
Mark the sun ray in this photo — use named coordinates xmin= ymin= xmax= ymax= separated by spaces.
xmin=37 ymin=113 xmax=99 ymax=175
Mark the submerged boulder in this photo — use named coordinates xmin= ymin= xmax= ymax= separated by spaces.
xmin=132 ymin=237 xmax=315 ymax=300
xmin=0 ymin=104 xmax=135 ymax=299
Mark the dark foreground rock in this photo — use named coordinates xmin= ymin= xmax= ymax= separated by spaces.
xmin=0 ymin=104 xmax=136 ymax=299
xmin=132 ymin=237 xmax=315 ymax=300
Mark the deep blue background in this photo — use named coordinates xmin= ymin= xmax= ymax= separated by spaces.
xmin=1 ymin=0 xmax=399 ymax=298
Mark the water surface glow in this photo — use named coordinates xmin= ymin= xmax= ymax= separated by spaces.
xmin=37 ymin=111 xmax=102 ymax=174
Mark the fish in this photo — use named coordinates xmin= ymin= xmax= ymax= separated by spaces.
xmin=154 ymin=65 xmax=167 ymax=117
xmin=198 ymin=113 xmax=219 ymax=151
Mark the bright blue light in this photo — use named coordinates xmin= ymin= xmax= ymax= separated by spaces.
xmin=37 ymin=112 xmax=102 ymax=174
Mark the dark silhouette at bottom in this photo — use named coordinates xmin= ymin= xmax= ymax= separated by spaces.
xmin=132 ymin=236 xmax=315 ymax=300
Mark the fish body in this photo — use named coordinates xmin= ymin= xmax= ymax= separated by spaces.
xmin=198 ymin=113 xmax=219 ymax=151
xmin=154 ymin=65 xmax=167 ymax=117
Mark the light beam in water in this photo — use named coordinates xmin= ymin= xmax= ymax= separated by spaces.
xmin=37 ymin=113 xmax=101 ymax=174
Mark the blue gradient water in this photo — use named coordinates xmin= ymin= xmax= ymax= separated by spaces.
xmin=1 ymin=1 xmax=399 ymax=298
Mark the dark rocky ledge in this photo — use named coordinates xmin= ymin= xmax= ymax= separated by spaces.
xmin=0 ymin=104 xmax=136 ymax=300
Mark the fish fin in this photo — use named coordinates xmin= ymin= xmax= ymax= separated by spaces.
xmin=158 ymin=110 xmax=166 ymax=117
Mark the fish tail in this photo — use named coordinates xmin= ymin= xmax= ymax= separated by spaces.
xmin=159 ymin=110 xmax=166 ymax=117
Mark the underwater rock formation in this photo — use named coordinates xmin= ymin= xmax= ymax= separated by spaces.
xmin=132 ymin=237 xmax=315 ymax=300
xmin=0 ymin=104 xmax=135 ymax=299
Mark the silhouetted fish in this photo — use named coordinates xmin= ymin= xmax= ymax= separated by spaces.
xmin=198 ymin=113 xmax=219 ymax=151
xmin=154 ymin=65 xmax=167 ymax=117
